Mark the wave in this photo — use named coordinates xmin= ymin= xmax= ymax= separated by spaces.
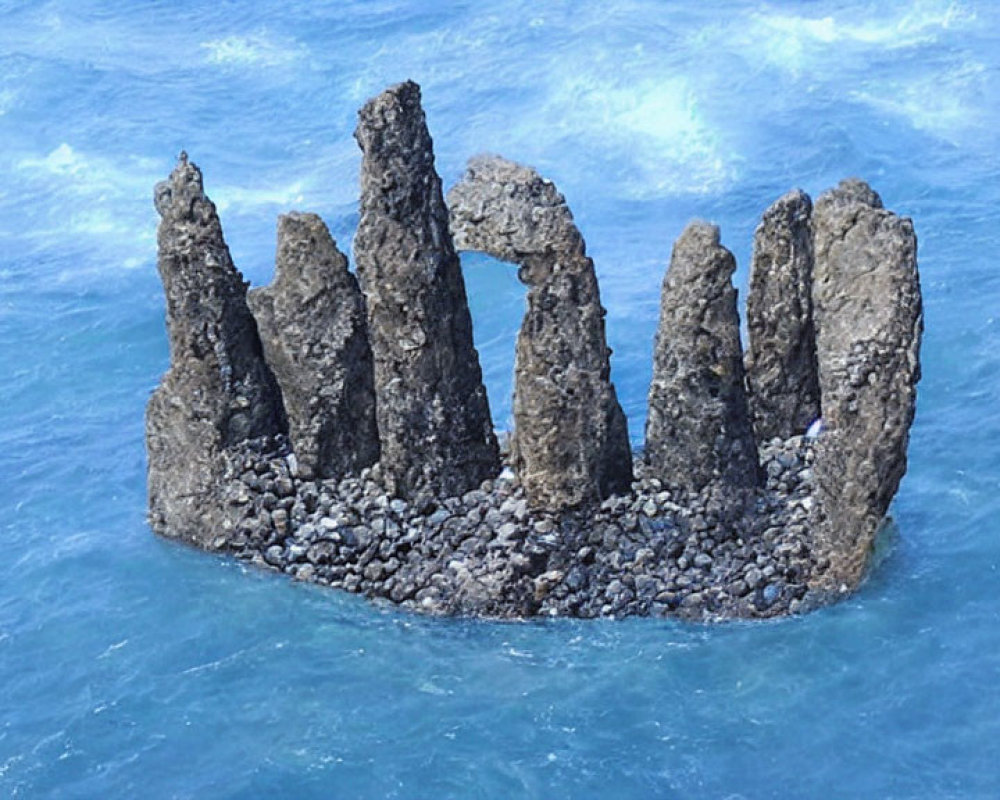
xmin=201 ymin=32 xmax=309 ymax=68
xmin=850 ymin=62 xmax=987 ymax=145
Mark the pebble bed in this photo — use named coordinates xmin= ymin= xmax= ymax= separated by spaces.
xmin=211 ymin=434 xmax=835 ymax=621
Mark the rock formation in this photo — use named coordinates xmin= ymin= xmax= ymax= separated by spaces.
xmin=447 ymin=155 xmax=633 ymax=510
xmin=644 ymin=222 xmax=760 ymax=512
xmin=353 ymin=81 xmax=500 ymax=500
xmin=145 ymin=84 xmax=923 ymax=620
xmin=745 ymin=189 xmax=820 ymax=441
xmin=146 ymin=153 xmax=286 ymax=548
xmin=809 ymin=179 xmax=922 ymax=590
xmin=248 ymin=212 xmax=379 ymax=481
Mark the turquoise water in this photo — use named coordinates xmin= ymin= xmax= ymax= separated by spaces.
xmin=3 ymin=0 xmax=1000 ymax=796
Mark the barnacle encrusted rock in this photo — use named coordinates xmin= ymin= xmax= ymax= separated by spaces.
xmin=353 ymin=81 xmax=500 ymax=500
xmin=644 ymin=222 xmax=760 ymax=514
xmin=809 ymin=179 xmax=923 ymax=590
xmin=745 ymin=189 xmax=821 ymax=440
xmin=146 ymin=153 xmax=286 ymax=548
xmin=447 ymin=155 xmax=633 ymax=510
xmin=248 ymin=212 xmax=379 ymax=481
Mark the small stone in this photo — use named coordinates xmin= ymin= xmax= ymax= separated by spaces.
xmin=693 ymin=553 xmax=713 ymax=569
xmin=761 ymin=583 xmax=780 ymax=606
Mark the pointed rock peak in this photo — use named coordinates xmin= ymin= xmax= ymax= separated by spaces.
xmin=667 ymin=221 xmax=734 ymax=287
xmin=761 ymin=188 xmax=812 ymax=226
xmin=153 ymin=152 xmax=210 ymax=221
xmin=355 ymin=80 xmax=427 ymax=157
xmin=146 ymin=157 xmax=286 ymax=547
xmin=354 ymin=82 xmax=500 ymax=499
xmin=248 ymin=212 xmax=378 ymax=481
xmin=816 ymin=178 xmax=883 ymax=211
xmin=271 ymin=212 xmax=352 ymax=291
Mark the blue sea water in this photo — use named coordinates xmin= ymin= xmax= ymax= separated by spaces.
xmin=2 ymin=0 xmax=999 ymax=796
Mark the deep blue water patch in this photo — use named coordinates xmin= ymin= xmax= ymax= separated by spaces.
xmin=3 ymin=1 xmax=1000 ymax=797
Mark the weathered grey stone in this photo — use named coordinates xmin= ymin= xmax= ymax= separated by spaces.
xmin=248 ymin=212 xmax=379 ymax=481
xmin=146 ymin=153 xmax=286 ymax=548
xmin=745 ymin=189 xmax=820 ymax=440
xmin=644 ymin=222 xmax=760 ymax=507
xmin=447 ymin=155 xmax=633 ymax=510
xmin=353 ymin=80 xmax=500 ymax=499
xmin=810 ymin=179 xmax=922 ymax=590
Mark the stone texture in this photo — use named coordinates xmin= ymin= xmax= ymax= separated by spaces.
xmin=745 ymin=189 xmax=820 ymax=440
xmin=353 ymin=81 xmax=500 ymax=499
xmin=644 ymin=222 xmax=760 ymax=508
xmin=810 ymin=179 xmax=922 ymax=590
xmin=447 ymin=155 xmax=633 ymax=510
xmin=248 ymin=212 xmax=379 ymax=481
xmin=146 ymin=153 xmax=286 ymax=548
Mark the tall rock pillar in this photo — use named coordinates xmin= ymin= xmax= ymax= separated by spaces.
xmin=644 ymin=222 xmax=760 ymax=514
xmin=448 ymin=155 xmax=633 ymax=510
xmin=146 ymin=153 xmax=286 ymax=548
xmin=353 ymin=81 xmax=500 ymax=499
xmin=745 ymin=189 xmax=820 ymax=441
xmin=248 ymin=212 xmax=379 ymax=481
xmin=810 ymin=180 xmax=922 ymax=590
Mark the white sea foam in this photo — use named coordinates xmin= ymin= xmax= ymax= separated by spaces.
xmin=755 ymin=1 xmax=973 ymax=48
xmin=719 ymin=0 xmax=975 ymax=75
xmin=851 ymin=63 xmax=986 ymax=144
xmin=213 ymin=181 xmax=307 ymax=214
xmin=532 ymin=74 xmax=736 ymax=198
xmin=202 ymin=33 xmax=308 ymax=68
xmin=0 ymin=89 xmax=16 ymax=116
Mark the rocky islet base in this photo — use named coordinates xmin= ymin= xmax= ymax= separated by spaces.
xmin=216 ymin=433 xmax=827 ymax=620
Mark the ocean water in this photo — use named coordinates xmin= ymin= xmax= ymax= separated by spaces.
xmin=2 ymin=0 xmax=999 ymax=796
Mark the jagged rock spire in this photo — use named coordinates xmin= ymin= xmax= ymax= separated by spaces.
xmin=448 ymin=155 xmax=633 ymax=510
xmin=644 ymin=222 xmax=760 ymax=512
xmin=809 ymin=179 xmax=922 ymax=590
xmin=248 ymin=212 xmax=379 ymax=481
xmin=146 ymin=153 xmax=286 ymax=547
xmin=745 ymin=189 xmax=820 ymax=440
xmin=353 ymin=81 xmax=500 ymax=499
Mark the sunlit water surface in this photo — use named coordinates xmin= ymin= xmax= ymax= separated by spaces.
xmin=2 ymin=1 xmax=999 ymax=797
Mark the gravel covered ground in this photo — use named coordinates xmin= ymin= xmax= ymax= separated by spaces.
xmin=212 ymin=434 xmax=835 ymax=621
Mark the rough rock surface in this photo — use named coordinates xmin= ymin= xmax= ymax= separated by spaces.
xmin=146 ymin=153 xmax=286 ymax=548
xmin=248 ymin=213 xmax=378 ymax=481
xmin=810 ymin=179 xmax=922 ymax=590
xmin=218 ymin=434 xmax=824 ymax=621
xmin=645 ymin=222 xmax=760 ymax=514
xmin=353 ymin=81 xmax=500 ymax=499
xmin=745 ymin=189 xmax=821 ymax=440
xmin=447 ymin=155 xmax=633 ymax=510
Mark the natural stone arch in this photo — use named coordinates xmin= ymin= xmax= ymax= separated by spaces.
xmin=448 ymin=155 xmax=633 ymax=511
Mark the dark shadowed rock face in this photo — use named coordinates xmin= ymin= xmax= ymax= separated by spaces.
xmin=248 ymin=213 xmax=379 ymax=481
xmin=810 ymin=179 xmax=922 ymax=590
xmin=745 ymin=189 xmax=820 ymax=441
xmin=645 ymin=222 xmax=760 ymax=513
xmin=146 ymin=153 xmax=286 ymax=548
xmin=448 ymin=155 xmax=633 ymax=510
xmin=353 ymin=81 xmax=500 ymax=500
